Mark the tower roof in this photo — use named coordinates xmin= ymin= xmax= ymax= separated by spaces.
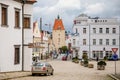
xmin=53 ymin=16 xmax=65 ymax=30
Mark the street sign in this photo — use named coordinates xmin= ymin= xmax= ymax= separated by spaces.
xmin=112 ymin=54 xmax=118 ymax=60
xmin=112 ymin=48 xmax=118 ymax=53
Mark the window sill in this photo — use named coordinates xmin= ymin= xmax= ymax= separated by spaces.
xmin=23 ymin=27 xmax=31 ymax=29
xmin=1 ymin=24 xmax=9 ymax=27
xmin=14 ymin=63 xmax=20 ymax=65
xmin=14 ymin=26 xmax=21 ymax=29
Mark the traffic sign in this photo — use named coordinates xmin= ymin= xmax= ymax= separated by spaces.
xmin=112 ymin=54 xmax=118 ymax=60
xmin=112 ymin=48 xmax=118 ymax=53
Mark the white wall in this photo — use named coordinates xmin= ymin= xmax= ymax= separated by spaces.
xmin=0 ymin=0 xmax=22 ymax=72
xmin=72 ymin=15 xmax=120 ymax=59
xmin=0 ymin=0 xmax=34 ymax=72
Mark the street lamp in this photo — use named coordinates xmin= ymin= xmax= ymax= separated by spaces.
xmin=21 ymin=0 xmax=26 ymax=71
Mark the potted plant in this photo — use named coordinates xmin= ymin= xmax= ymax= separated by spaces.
xmin=88 ymin=63 xmax=94 ymax=68
xmin=83 ymin=59 xmax=88 ymax=67
xmin=80 ymin=59 xmax=84 ymax=66
xmin=97 ymin=60 xmax=106 ymax=70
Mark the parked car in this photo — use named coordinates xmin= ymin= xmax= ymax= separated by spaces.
xmin=62 ymin=54 xmax=67 ymax=61
xmin=31 ymin=62 xmax=54 ymax=76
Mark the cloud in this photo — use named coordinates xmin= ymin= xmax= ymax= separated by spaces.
xmin=33 ymin=0 xmax=120 ymax=32
xmin=33 ymin=0 xmax=81 ymax=31
xmin=84 ymin=3 xmax=105 ymax=15
xmin=56 ymin=0 xmax=81 ymax=10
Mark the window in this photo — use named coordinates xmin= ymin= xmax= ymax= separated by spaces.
xmin=24 ymin=17 xmax=30 ymax=28
xmin=58 ymin=38 xmax=60 ymax=42
xmin=83 ymin=28 xmax=86 ymax=34
xmin=99 ymin=28 xmax=103 ymax=33
xmin=1 ymin=4 xmax=8 ymax=26
xmin=73 ymin=39 xmax=76 ymax=45
xmin=14 ymin=45 xmax=20 ymax=64
xmin=106 ymin=28 xmax=109 ymax=33
xmin=92 ymin=51 xmax=96 ymax=58
xmin=95 ymin=20 xmax=97 ymax=23
xmin=100 ymin=51 xmax=103 ymax=58
xmin=112 ymin=28 xmax=116 ymax=33
xmin=76 ymin=28 xmax=78 ymax=33
xmin=93 ymin=28 xmax=96 ymax=33
xmin=15 ymin=9 xmax=20 ymax=28
xmin=83 ymin=39 xmax=86 ymax=45
xmin=93 ymin=39 xmax=96 ymax=45
xmin=106 ymin=39 xmax=109 ymax=45
xmin=99 ymin=39 xmax=103 ymax=45
xmin=112 ymin=39 xmax=116 ymax=45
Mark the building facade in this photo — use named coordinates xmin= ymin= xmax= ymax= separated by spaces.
xmin=72 ymin=14 xmax=120 ymax=59
xmin=33 ymin=21 xmax=52 ymax=60
xmin=52 ymin=16 xmax=66 ymax=53
xmin=0 ymin=0 xmax=36 ymax=72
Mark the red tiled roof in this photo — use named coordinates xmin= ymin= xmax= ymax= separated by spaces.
xmin=53 ymin=19 xmax=65 ymax=30
xmin=14 ymin=0 xmax=37 ymax=4
xmin=27 ymin=0 xmax=37 ymax=3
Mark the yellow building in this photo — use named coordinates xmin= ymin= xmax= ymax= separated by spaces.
xmin=52 ymin=16 xmax=66 ymax=53
xmin=33 ymin=21 xmax=53 ymax=60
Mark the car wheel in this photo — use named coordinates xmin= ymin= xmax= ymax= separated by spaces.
xmin=51 ymin=72 xmax=53 ymax=75
xmin=45 ymin=70 xmax=49 ymax=76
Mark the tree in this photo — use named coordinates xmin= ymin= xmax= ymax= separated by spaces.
xmin=60 ymin=46 xmax=68 ymax=53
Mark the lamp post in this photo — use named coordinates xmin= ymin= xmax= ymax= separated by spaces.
xmin=21 ymin=0 xmax=26 ymax=71
xmin=119 ymin=26 xmax=120 ymax=60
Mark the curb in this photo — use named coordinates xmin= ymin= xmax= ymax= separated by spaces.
xmin=108 ymin=74 xmax=120 ymax=80
xmin=1 ymin=75 xmax=30 ymax=80
xmin=0 ymin=72 xmax=31 ymax=80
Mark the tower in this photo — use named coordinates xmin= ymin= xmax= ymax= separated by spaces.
xmin=52 ymin=15 xmax=66 ymax=53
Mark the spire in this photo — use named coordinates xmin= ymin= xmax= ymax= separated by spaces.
xmin=57 ymin=15 xmax=60 ymax=19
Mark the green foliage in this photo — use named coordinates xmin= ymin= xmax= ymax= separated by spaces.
xmin=61 ymin=46 xmax=68 ymax=53
xmin=84 ymin=60 xmax=88 ymax=64
xmin=82 ymin=53 xmax=88 ymax=60
xmin=72 ymin=57 xmax=79 ymax=63
xmin=97 ymin=61 xmax=106 ymax=66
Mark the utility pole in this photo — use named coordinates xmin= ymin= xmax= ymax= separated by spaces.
xmin=40 ymin=18 xmax=42 ymax=31
xmin=40 ymin=17 xmax=42 ymax=60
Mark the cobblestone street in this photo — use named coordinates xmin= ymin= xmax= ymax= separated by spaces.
xmin=10 ymin=60 xmax=120 ymax=80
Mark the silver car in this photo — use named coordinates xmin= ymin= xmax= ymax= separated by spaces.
xmin=31 ymin=62 xmax=54 ymax=76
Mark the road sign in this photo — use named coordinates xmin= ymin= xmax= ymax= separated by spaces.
xmin=112 ymin=54 xmax=118 ymax=60
xmin=112 ymin=48 xmax=118 ymax=53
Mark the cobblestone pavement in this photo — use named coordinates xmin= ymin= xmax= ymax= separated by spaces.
xmin=10 ymin=60 xmax=120 ymax=80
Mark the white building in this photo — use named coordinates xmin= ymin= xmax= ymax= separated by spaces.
xmin=72 ymin=14 xmax=120 ymax=60
xmin=0 ymin=0 xmax=36 ymax=72
xmin=33 ymin=21 xmax=52 ymax=60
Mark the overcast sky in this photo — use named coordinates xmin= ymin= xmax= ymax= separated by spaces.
xmin=33 ymin=0 xmax=120 ymax=32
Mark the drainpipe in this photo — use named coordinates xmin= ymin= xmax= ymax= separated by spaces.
xmin=22 ymin=0 xmax=26 ymax=71
xmin=89 ymin=24 xmax=91 ymax=60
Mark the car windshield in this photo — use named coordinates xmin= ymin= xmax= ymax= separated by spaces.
xmin=33 ymin=63 xmax=44 ymax=67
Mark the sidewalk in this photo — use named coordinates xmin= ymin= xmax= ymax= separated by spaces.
xmin=0 ymin=71 xmax=31 ymax=80
xmin=108 ymin=73 xmax=120 ymax=80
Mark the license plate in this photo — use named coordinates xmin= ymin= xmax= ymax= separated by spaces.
xmin=35 ymin=67 xmax=41 ymax=70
